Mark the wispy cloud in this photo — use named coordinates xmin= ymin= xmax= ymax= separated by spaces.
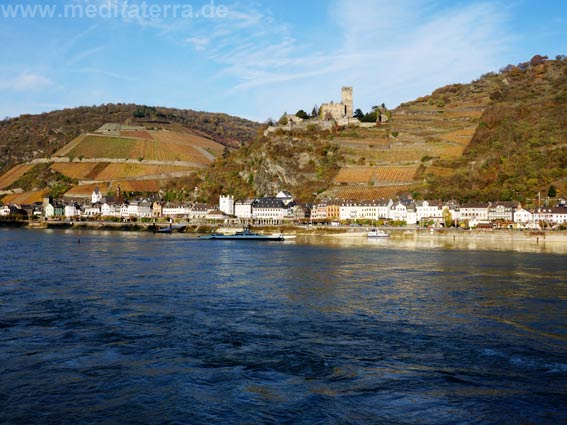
xmin=185 ymin=36 xmax=210 ymax=51
xmin=70 ymin=67 xmax=137 ymax=81
xmin=61 ymin=23 xmax=100 ymax=51
xmin=182 ymin=0 xmax=511 ymax=111
xmin=330 ymin=0 xmax=511 ymax=108
xmin=184 ymin=3 xmax=342 ymax=90
xmin=65 ymin=46 xmax=104 ymax=66
xmin=0 ymin=73 xmax=53 ymax=91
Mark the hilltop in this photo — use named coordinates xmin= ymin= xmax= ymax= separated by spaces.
xmin=421 ymin=55 xmax=567 ymax=203
xmin=196 ymin=55 xmax=566 ymax=205
xmin=0 ymin=103 xmax=261 ymax=175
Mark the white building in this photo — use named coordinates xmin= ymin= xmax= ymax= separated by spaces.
xmin=514 ymin=208 xmax=534 ymax=227
xmin=101 ymin=202 xmax=120 ymax=217
xmin=83 ymin=204 xmax=101 ymax=216
xmin=415 ymin=200 xmax=444 ymax=222
xmin=460 ymin=202 xmax=490 ymax=223
xmin=534 ymin=207 xmax=567 ymax=225
xmin=337 ymin=199 xmax=394 ymax=222
xmin=44 ymin=203 xmax=55 ymax=218
xmin=444 ymin=201 xmax=461 ymax=223
xmin=91 ymin=187 xmax=103 ymax=204
xmin=310 ymin=202 xmax=329 ymax=221
xmin=132 ymin=200 xmax=152 ymax=218
xmin=275 ymin=191 xmax=294 ymax=206
xmin=388 ymin=201 xmax=417 ymax=224
xmin=190 ymin=204 xmax=210 ymax=219
xmin=252 ymin=197 xmax=289 ymax=223
xmin=0 ymin=205 xmax=11 ymax=216
xmin=390 ymin=202 xmax=407 ymax=222
xmin=339 ymin=202 xmax=360 ymax=221
xmin=162 ymin=203 xmax=191 ymax=218
xmin=235 ymin=199 xmax=254 ymax=219
xmin=488 ymin=202 xmax=519 ymax=222
xmin=120 ymin=203 xmax=130 ymax=218
xmin=219 ymin=195 xmax=235 ymax=216
xmin=64 ymin=204 xmax=80 ymax=218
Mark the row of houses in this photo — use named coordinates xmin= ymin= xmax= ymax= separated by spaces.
xmin=309 ymin=199 xmax=567 ymax=227
xmin=217 ymin=193 xmax=567 ymax=227
xmin=3 ymin=188 xmax=567 ymax=227
xmin=0 ymin=196 xmax=220 ymax=221
xmin=219 ymin=191 xmax=310 ymax=224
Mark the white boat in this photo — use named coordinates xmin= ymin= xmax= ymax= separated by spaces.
xmin=367 ymin=228 xmax=389 ymax=238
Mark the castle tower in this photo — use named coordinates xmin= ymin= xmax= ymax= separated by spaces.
xmin=341 ymin=86 xmax=353 ymax=118
xmin=91 ymin=187 xmax=102 ymax=204
xmin=219 ymin=195 xmax=235 ymax=216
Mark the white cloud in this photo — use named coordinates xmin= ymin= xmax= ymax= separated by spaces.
xmin=327 ymin=0 xmax=512 ymax=110
xmin=0 ymin=73 xmax=53 ymax=91
xmin=185 ymin=36 xmax=210 ymax=51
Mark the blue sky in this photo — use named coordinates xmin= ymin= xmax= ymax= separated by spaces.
xmin=0 ymin=0 xmax=566 ymax=122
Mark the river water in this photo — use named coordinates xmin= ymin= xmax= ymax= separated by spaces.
xmin=1 ymin=228 xmax=566 ymax=424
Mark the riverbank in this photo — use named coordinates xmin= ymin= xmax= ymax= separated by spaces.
xmin=1 ymin=219 xmax=217 ymax=234
xmin=316 ymin=227 xmax=567 ymax=242
xmin=3 ymin=219 xmax=567 ymax=243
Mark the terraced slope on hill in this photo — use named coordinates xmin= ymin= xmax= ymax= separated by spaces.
xmin=0 ymin=126 xmax=225 ymax=199
xmin=177 ymin=56 xmax=566 ymax=205
xmin=318 ymin=75 xmax=494 ymax=200
xmin=422 ymin=56 xmax=567 ymax=203
xmin=0 ymin=103 xmax=260 ymax=175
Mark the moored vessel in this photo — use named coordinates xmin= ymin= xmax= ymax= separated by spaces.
xmin=367 ymin=228 xmax=389 ymax=238
xmin=200 ymin=227 xmax=284 ymax=241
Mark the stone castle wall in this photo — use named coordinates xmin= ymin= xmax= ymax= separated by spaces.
xmin=265 ymin=86 xmax=374 ymax=136
xmin=319 ymin=86 xmax=354 ymax=121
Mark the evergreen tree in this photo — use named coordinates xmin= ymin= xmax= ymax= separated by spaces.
xmin=311 ymin=105 xmax=319 ymax=118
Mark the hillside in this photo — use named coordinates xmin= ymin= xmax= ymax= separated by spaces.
xmin=2 ymin=56 xmax=565 ymax=206
xmin=0 ymin=123 xmax=228 ymax=202
xmin=191 ymin=56 xmax=566 ymax=205
xmin=421 ymin=56 xmax=567 ymax=203
xmin=166 ymin=134 xmax=342 ymax=203
xmin=0 ymin=104 xmax=260 ymax=175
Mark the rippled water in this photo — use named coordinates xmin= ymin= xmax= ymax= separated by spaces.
xmin=1 ymin=228 xmax=566 ymax=424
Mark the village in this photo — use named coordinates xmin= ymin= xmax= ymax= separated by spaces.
xmin=2 ymin=185 xmax=567 ymax=230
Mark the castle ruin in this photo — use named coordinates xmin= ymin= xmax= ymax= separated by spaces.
xmin=319 ymin=86 xmax=353 ymax=121
xmin=265 ymin=86 xmax=377 ymax=135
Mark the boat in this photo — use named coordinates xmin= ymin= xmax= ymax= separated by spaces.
xmin=367 ymin=228 xmax=389 ymax=238
xmin=153 ymin=224 xmax=186 ymax=234
xmin=200 ymin=227 xmax=284 ymax=241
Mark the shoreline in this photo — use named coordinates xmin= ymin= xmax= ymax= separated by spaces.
xmin=2 ymin=221 xmax=565 ymax=253
xmin=3 ymin=219 xmax=567 ymax=242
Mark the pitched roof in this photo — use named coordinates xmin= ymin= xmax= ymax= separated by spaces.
xmin=461 ymin=202 xmax=490 ymax=208
xmin=253 ymin=197 xmax=286 ymax=208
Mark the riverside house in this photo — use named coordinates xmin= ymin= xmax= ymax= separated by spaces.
xmin=234 ymin=199 xmax=254 ymax=220
xmin=252 ymin=197 xmax=290 ymax=225
xmin=534 ymin=206 xmax=567 ymax=225
xmin=459 ymin=202 xmax=490 ymax=223
xmin=488 ymin=201 xmax=520 ymax=222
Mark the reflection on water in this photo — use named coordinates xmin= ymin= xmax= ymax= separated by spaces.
xmin=298 ymin=232 xmax=567 ymax=254
xmin=0 ymin=228 xmax=566 ymax=424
